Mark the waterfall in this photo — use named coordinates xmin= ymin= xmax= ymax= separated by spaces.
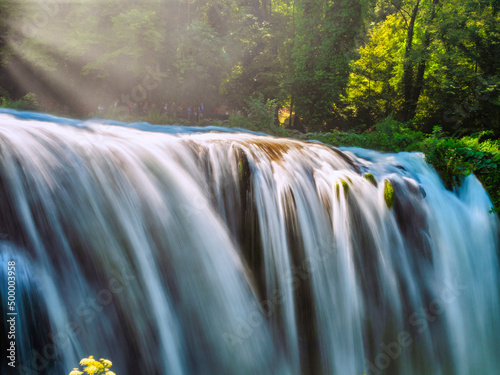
xmin=0 ymin=109 xmax=498 ymax=375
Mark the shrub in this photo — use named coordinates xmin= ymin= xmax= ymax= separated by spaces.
xmin=1 ymin=92 xmax=39 ymax=111
xmin=422 ymin=128 xmax=500 ymax=212
xmin=228 ymin=113 xmax=255 ymax=130
xmin=145 ymin=111 xmax=169 ymax=125
xmin=229 ymin=93 xmax=279 ymax=132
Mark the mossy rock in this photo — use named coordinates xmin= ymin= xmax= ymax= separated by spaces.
xmin=237 ymin=149 xmax=250 ymax=180
xmin=238 ymin=160 xmax=244 ymax=179
xmin=236 ymin=149 xmax=251 ymax=196
xmin=384 ymin=180 xmax=395 ymax=209
xmin=364 ymin=173 xmax=377 ymax=186
xmin=335 ymin=178 xmax=349 ymax=199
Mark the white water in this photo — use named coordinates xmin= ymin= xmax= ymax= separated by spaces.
xmin=0 ymin=110 xmax=498 ymax=375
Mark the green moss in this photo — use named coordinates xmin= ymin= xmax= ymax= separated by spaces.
xmin=384 ymin=180 xmax=394 ymax=209
xmin=364 ymin=173 xmax=377 ymax=186
xmin=238 ymin=160 xmax=244 ymax=179
xmin=335 ymin=178 xmax=349 ymax=199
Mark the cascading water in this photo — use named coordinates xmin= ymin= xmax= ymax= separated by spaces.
xmin=0 ymin=109 xmax=498 ymax=375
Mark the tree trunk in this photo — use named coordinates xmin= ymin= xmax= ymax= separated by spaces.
xmin=401 ymin=0 xmax=420 ymax=122
xmin=408 ymin=0 xmax=439 ymax=121
xmin=288 ymin=0 xmax=295 ymax=129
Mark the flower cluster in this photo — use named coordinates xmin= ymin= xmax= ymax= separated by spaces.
xmin=69 ymin=356 xmax=116 ymax=375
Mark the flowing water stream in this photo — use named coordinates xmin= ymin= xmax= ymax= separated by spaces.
xmin=0 ymin=109 xmax=498 ymax=375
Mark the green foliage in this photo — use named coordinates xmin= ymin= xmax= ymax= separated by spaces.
xmin=227 ymin=112 xmax=254 ymax=130
xmin=228 ymin=93 xmax=286 ymax=136
xmin=144 ymin=111 xmax=169 ymax=125
xmin=431 ymin=0 xmax=500 ymax=133
xmin=421 ymin=126 xmax=470 ymax=189
xmin=345 ymin=0 xmax=500 ymax=134
xmin=305 ymin=117 xmax=425 ymax=152
xmin=174 ymin=20 xmax=229 ymax=104
xmin=292 ymin=0 xmax=369 ymax=130
xmin=1 ymin=0 xmax=498 ymax=137
xmin=384 ymin=180 xmax=395 ymax=209
xmin=69 ymin=356 xmax=115 ymax=375
xmin=1 ymin=92 xmax=39 ymax=111
xmin=422 ymin=127 xmax=500 ymax=210
xmin=244 ymin=93 xmax=277 ymax=130
xmin=346 ymin=13 xmax=405 ymax=123
xmin=221 ymin=6 xmax=291 ymax=107
xmin=0 ymin=0 xmax=296 ymax=112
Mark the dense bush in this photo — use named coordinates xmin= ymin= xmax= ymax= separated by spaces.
xmin=228 ymin=94 xmax=287 ymax=136
xmin=303 ymin=117 xmax=425 ymax=152
xmin=422 ymin=128 xmax=500 ymax=211
xmin=1 ymin=92 xmax=39 ymax=111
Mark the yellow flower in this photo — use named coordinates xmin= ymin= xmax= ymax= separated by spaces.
xmin=76 ymin=355 xmax=115 ymax=375
xmin=84 ymin=365 xmax=100 ymax=375
xmin=89 ymin=360 xmax=104 ymax=369
xmin=100 ymin=359 xmax=113 ymax=368
xmin=79 ymin=356 xmax=94 ymax=366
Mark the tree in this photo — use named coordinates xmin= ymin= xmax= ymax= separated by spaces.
xmin=346 ymin=13 xmax=406 ymax=125
xmin=435 ymin=0 xmax=500 ymax=133
xmin=291 ymin=0 xmax=369 ymax=131
xmin=174 ymin=20 xmax=229 ymax=106
xmin=347 ymin=0 xmax=500 ymax=134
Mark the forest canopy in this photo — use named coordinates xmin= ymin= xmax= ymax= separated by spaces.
xmin=0 ymin=0 xmax=499 ymax=135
